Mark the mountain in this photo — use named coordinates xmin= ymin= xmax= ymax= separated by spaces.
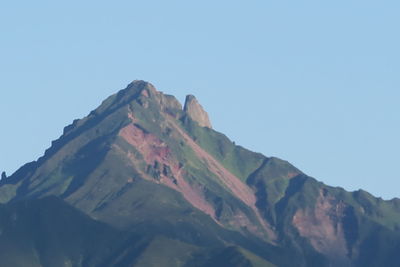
xmin=1 ymin=80 xmax=400 ymax=267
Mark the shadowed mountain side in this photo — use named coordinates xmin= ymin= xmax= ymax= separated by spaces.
xmin=0 ymin=197 xmax=286 ymax=267
xmin=0 ymin=196 xmax=123 ymax=267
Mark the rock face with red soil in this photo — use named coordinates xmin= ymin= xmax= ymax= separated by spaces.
xmin=1 ymin=80 xmax=400 ymax=267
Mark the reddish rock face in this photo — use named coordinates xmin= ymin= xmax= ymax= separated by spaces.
xmin=119 ymin=122 xmax=217 ymax=221
xmin=292 ymin=189 xmax=352 ymax=265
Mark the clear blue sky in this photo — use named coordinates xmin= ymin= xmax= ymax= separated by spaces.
xmin=1 ymin=1 xmax=399 ymax=199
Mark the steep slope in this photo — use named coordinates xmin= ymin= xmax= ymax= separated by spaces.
xmin=1 ymin=80 xmax=400 ymax=266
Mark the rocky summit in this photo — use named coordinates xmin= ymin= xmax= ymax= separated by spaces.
xmin=1 ymin=80 xmax=400 ymax=267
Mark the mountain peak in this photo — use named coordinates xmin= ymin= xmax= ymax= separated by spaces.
xmin=116 ymin=80 xmax=158 ymax=102
xmin=2 ymin=80 xmax=400 ymax=266
xmin=184 ymin=94 xmax=212 ymax=128
xmin=126 ymin=80 xmax=157 ymax=96
xmin=124 ymin=82 xmax=212 ymax=128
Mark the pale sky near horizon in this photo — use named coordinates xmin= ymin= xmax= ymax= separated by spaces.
xmin=1 ymin=1 xmax=399 ymax=199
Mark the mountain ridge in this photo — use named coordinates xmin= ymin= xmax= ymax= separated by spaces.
xmin=1 ymin=80 xmax=400 ymax=267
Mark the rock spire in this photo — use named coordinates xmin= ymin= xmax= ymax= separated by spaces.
xmin=183 ymin=95 xmax=212 ymax=128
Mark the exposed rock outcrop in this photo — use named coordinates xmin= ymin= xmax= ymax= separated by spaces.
xmin=183 ymin=95 xmax=212 ymax=128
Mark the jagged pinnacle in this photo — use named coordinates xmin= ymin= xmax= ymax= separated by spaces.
xmin=183 ymin=95 xmax=212 ymax=128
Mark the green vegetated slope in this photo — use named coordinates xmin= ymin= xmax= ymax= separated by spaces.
xmin=1 ymin=81 xmax=400 ymax=267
